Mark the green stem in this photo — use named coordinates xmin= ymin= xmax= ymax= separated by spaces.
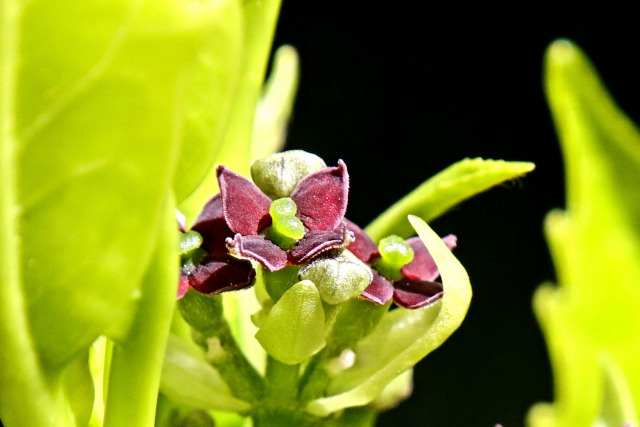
xmin=265 ymin=356 xmax=300 ymax=402
xmin=0 ymin=2 xmax=66 ymax=425
xmin=104 ymin=196 xmax=178 ymax=427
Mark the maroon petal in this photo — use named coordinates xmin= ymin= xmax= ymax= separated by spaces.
xmin=401 ymin=234 xmax=457 ymax=282
xmin=226 ymin=233 xmax=288 ymax=272
xmin=360 ymin=271 xmax=394 ymax=305
xmin=289 ymin=222 xmax=354 ymax=264
xmin=290 ymin=160 xmax=349 ymax=231
xmin=187 ymin=255 xmax=255 ymax=295
xmin=217 ymin=165 xmax=272 ymax=235
xmin=191 ymin=195 xmax=233 ymax=255
xmin=392 ymin=278 xmax=443 ymax=309
xmin=177 ymin=275 xmax=190 ymax=299
xmin=344 ymin=219 xmax=379 ymax=263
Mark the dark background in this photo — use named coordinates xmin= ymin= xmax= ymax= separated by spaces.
xmin=272 ymin=3 xmax=640 ymax=426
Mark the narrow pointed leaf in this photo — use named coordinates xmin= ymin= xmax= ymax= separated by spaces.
xmin=365 ymin=158 xmax=535 ymax=241
xmin=307 ymin=216 xmax=471 ymax=416
xmin=250 ymin=45 xmax=299 ymax=162
xmin=170 ymin=0 xmax=243 ymax=202
xmin=178 ymin=0 xmax=284 ymax=220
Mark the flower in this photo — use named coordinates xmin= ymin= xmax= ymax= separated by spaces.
xmin=178 ymin=151 xmax=355 ymax=297
xmin=345 ymin=220 xmax=457 ymax=309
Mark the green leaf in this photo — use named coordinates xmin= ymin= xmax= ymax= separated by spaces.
xmin=11 ymin=0 xmax=241 ymax=367
xmin=250 ymin=45 xmax=299 ymax=162
xmin=598 ymin=352 xmax=638 ymax=427
xmin=528 ymin=40 xmax=640 ymax=426
xmin=365 ymin=158 xmax=535 ymax=241
xmin=171 ymin=0 xmax=243 ymax=202
xmin=2 ymin=0 xmax=241 ymax=423
xmin=256 ymin=280 xmax=326 ymax=365
xmin=179 ymin=0 xmax=284 ymax=221
xmin=306 ymin=216 xmax=471 ymax=416
xmin=160 ymin=335 xmax=252 ymax=413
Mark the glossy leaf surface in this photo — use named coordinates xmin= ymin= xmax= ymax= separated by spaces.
xmin=1 ymin=1 xmax=241 ymax=424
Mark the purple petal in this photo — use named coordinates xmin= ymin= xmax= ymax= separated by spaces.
xmin=344 ymin=218 xmax=379 ymax=263
xmin=401 ymin=234 xmax=457 ymax=282
xmin=177 ymin=275 xmax=190 ymax=299
xmin=290 ymin=160 xmax=349 ymax=231
xmin=289 ymin=222 xmax=354 ymax=264
xmin=360 ymin=271 xmax=394 ymax=305
xmin=226 ymin=234 xmax=288 ymax=272
xmin=191 ymin=195 xmax=232 ymax=255
xmin=217 ymin=165 xmax=272 ymax=236
xmin=392 ymin=278 xmax=443 ymax=309
xmin=187 ymin=255 xmax=255 ymax=295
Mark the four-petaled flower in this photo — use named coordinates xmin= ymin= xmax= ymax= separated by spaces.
xmin=345 ymin=220 xmax=457 ymax=309
xmin=178 ymin=159 xmax=353 ymax=297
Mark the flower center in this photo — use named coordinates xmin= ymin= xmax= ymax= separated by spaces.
xmin=267 ymin=198 xmax=305 ymax=249
xmin=374 ymin=235 xmax=414 ymax=280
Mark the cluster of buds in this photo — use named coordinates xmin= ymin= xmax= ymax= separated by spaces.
xmin=174 ymin=150 xmax=456 ymax=423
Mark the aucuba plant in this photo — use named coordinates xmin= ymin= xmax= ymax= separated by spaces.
xmin=0 ymin=0 xmax=535 ymax=426
xmin=165 ymin=149 xmax=534 ymax=426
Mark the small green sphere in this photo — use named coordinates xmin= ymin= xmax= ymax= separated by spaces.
xmin=272 ymin=216 xmax=305 ymax=240
xmin=378 ymin=235 xmax=414 ymax=268
xmin=269 ymin=197 xmax=297 ymax=219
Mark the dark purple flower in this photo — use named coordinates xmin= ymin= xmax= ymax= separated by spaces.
xmin=218 ymin=160 xmax=353 ymax=267
xmin=178 ymin=159 xmax=354 ymax=297
xmin=345 ymin=220 xmax=457 ymax=309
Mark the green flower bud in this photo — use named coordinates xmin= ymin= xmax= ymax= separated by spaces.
xmin=299 ymin=250 xmax=373 ymax=305
xmin=375 ymin=235 xmax=414 ymax=280
xmin=251 ymin=150 xmax=327 ymax=199
xmin=179 ymin=230 xmax=203 ymax=255
xmin=255 ymin=280 xmax=326 ymax=365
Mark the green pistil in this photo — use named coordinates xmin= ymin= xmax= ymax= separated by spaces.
xmin=268 ymin=198 xmax=306 ymax=250
xmin=374 ymin=235 xmax=414 ymax=280
xmin=269 ymin=197 xmax=297 ymax=218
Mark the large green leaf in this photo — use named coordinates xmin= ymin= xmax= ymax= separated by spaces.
xmin=528 ymin=40 xmax=640 ymax=426
xmin=1 ymin=0 xmax=242 ymax=424
xmin=306 ymin=216 xmax=471 ymax=416
xmin=365 ymin=158 xmax=534 ymax=241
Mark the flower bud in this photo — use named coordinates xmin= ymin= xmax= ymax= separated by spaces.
xmin=299 ymin=250 xmax=373 ymax=305
xmin=255 ymin=280 xmax=326 ymax=365
xmin=251 ymin=150 xmax=327 ymax=199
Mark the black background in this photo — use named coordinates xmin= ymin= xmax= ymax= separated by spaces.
xmin=272 ymin=3 xmax=640 ymax=426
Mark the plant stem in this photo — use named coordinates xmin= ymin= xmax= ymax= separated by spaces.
xmin=265 ymin=356 xmax=300 ymax=402
xmin=104 ymin=197 xmax=177 ymax=427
